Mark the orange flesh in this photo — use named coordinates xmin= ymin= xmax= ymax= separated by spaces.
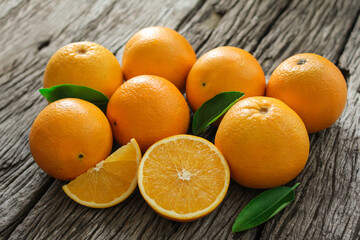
xmin=141 ymin=138 xmax=227 ymax=214
xmin=63 ymin=140 xmax=139 ymax=205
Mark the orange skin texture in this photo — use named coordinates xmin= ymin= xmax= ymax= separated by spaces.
xmin=186 ymin=46 xmax=266 ymax=112
xmin=106 ymin=75 xmax=190 ymax=152
xmin=266 ymin=53 xmax=347 ymax=133
xmin=43 ymin=41 xmax=123 ymax=98
xmin=122 ymin=26 xmax=196 ymax=91
xmin=29 ymin=99 xmax=113 ymax=181
xmin=215 ymin=97 xmax=310 ymax=189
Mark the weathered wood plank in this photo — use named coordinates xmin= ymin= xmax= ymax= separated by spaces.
xmin=180 ymin=0 xmax=291 ymax=55
xmin=1 ymin=0 xmax=359 ymax=239
xmin=251 ymin=1 xmax=360 ymax=239
xmin=2 ymin=0 xmax=293 ymax=239
xmin=253 ymin=0 xmax=360 ymax=76
xmin=0 ymin=0 xmax=202 ymax=238
xmin=338 ymin=16 xmax=360 ymax=240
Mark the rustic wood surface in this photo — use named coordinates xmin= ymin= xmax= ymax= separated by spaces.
xmin=1 ymin=0 xmax=359 ymax=239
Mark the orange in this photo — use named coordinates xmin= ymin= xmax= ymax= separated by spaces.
xmin=186 ymin=46 xmax=266 ymax=111
xmin=43 ymin=41 xmax=123 ymax=98
xmin=215 ymin=97 xmax=309 ymax=189
xmin=122 ymin=26 xmax=196 ymax=91
xmin=63 ymin=139 xmax=141 ymax=208
xmin=138 ymin=134 xmax=230 ymax=221
xmin=266 ymin=53 xmax=347 ymax=133
xmin=29 ymin=98 xmax=113 ymax=180
xmin=106 ymin=75 xmax=190 ymax=152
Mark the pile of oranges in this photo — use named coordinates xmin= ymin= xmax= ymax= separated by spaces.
xmin=29 ymin=26 xmax=347 ymax=221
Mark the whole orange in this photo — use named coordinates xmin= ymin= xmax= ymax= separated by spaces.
xmin=186 ymin=46 xmax=266 ymax=112
xmin=106 ymin=75 xmax=190 ymax=152
xmin=266 ymin=53 xmax=347 ymax=133
xmin=215 ymin=97 xmax=309 ymax=189
xmin=43 ymin=41 xmax=123 ymax=98
xmin=122 ymin=27 xmax=196 ymax=91
xmin=29 ymin=98 xmax=113 ymax=181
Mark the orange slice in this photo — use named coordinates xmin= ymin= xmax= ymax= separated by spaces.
xmin=62 ymin=139 xmax=141 ymax=208
xmin=138 ymin=134 xmax=230 ymax=221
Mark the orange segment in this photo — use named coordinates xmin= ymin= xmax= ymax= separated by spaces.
xmin=62 ymin=139 xmax=141 ymax=208
xmin=138 ymin=135 xmax=230 ymax=221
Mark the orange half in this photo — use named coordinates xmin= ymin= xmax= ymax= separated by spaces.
xmin=63 ymin=139 xmax=141 ymax=208
xmin=138 ymin=134 xmax=230 ymax=221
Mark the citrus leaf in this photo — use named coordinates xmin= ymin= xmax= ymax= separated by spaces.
xmin=39 ymin=84 xmax=109 ymax=112
xmin=192 ymin=91 xmax=244 ymax=135
xmin=232 ymin=183 xmax=300 ymax=232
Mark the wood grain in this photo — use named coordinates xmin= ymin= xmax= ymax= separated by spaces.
xmin=0 ymin=0 xmax=202 ymax=238
xmin=1 ymin=0 xmax=359 ymax=239
xmin=253 ymin=1 xmax=360 ymax=239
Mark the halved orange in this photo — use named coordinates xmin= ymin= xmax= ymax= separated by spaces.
xmin=63 ymin=139 xmax=141 ymax=208
xmin=138 ymin=134 xmax=230 ymax=221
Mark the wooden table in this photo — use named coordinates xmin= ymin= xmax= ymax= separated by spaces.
xmin=1 ymin=0 xmax=359 ymax=239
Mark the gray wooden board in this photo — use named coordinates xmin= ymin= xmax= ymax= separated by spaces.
xmin=0 ymin=0 xmax=359 ymax=239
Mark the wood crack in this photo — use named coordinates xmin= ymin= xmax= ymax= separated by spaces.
xmin=238 ymin=0 xmax=293 ymax=53
xmin=335 ymin=8 xmax=360 ymax=66
xmin=1 ymin=0 xmax=360 ymax=239
xmin=351 ymin=216 xmax=360 ymax=240
xmin=37 ymin=39 xmax=51 ymax=51
xmin=1 ymin=178 xmax=54 ymax=239
xmin=175 ymin=0 xmax=208 ymax=31
xmin=0 ymin=0 xmax=30 ymax=25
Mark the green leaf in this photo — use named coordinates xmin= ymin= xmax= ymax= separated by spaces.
xmin=39 ymin=84 xmax=109 ymax=112
xmin=232 ymin=183 xmax=300 ymax=232
xmin=192 ymin=91 xmax=244 ymax=135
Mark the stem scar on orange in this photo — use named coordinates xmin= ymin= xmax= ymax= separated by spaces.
xmin=266 ymin=53 xmax=347 ymax=133
xmin=215 ymin=97 xmax=309 ymax=189
xmin=186 ymin=46 xmax=266 ymax=112
xmin=29 ymin=98 xmax=113 ymax=181
xmin=43 ymin=41 xmax=123 ymax=98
